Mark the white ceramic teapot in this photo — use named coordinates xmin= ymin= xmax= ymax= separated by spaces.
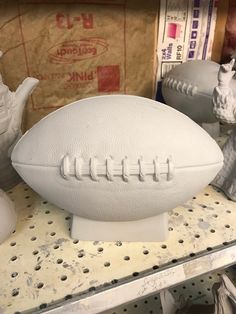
xmin=0 ymin=51 xmax=39 ymax=190
xmin=0 ymin=51 xmax=38 ymax=244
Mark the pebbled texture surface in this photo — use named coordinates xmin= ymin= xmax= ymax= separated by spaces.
xmin=11 ymin=95 xmax=223 ymax=221
xmin=162 ymin=61 xmax=221 ymax=123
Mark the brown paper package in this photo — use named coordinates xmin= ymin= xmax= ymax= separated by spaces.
xmin=0 ymin=0 xmax=159 ymax=130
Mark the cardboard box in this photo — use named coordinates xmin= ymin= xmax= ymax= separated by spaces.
xmin=0 ymin=0 xmax=159 ymax=129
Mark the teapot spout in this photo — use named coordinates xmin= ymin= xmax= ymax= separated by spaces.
xmin=12 ymin=77 xmax=39 ymax=131
xmin=15 ymin=77 xmax=39 ymax=107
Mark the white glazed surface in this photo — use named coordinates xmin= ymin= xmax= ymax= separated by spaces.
xmin=12 ymin=95 xmax=223 ymax=222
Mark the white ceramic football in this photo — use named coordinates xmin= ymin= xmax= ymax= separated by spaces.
xmin=11 ymin=95 xmax=223 ymax=241
xmin=162 ymin=60 xmax=221 ymax=123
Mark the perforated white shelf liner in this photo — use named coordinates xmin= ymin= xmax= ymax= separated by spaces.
xmin=1 ymin=181 xmax=236 ymax=313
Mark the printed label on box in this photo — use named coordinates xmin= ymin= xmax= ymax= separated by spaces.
xmin=15 ymin=3 xmax=126 ymax=110
xmin=0 ymin=0 xmax=158 ymax=129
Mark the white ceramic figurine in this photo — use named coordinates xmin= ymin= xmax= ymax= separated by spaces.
xmin=212 ymin=59 xmax=236 ymax=201
xmin=162 ymin=57 xmax=236 ymax=202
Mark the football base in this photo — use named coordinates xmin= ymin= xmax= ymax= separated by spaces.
xmin=71 ymin=212 xmax=168 ymax=242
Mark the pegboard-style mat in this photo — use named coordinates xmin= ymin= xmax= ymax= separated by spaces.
xmin=1 ymin=182 xmax=236 ymax=313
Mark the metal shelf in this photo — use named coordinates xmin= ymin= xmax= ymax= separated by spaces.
xmin=103 ymin=266 xmax=236 ymax=314
xmin=1 ymin=180 xmax=236 ymax=314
